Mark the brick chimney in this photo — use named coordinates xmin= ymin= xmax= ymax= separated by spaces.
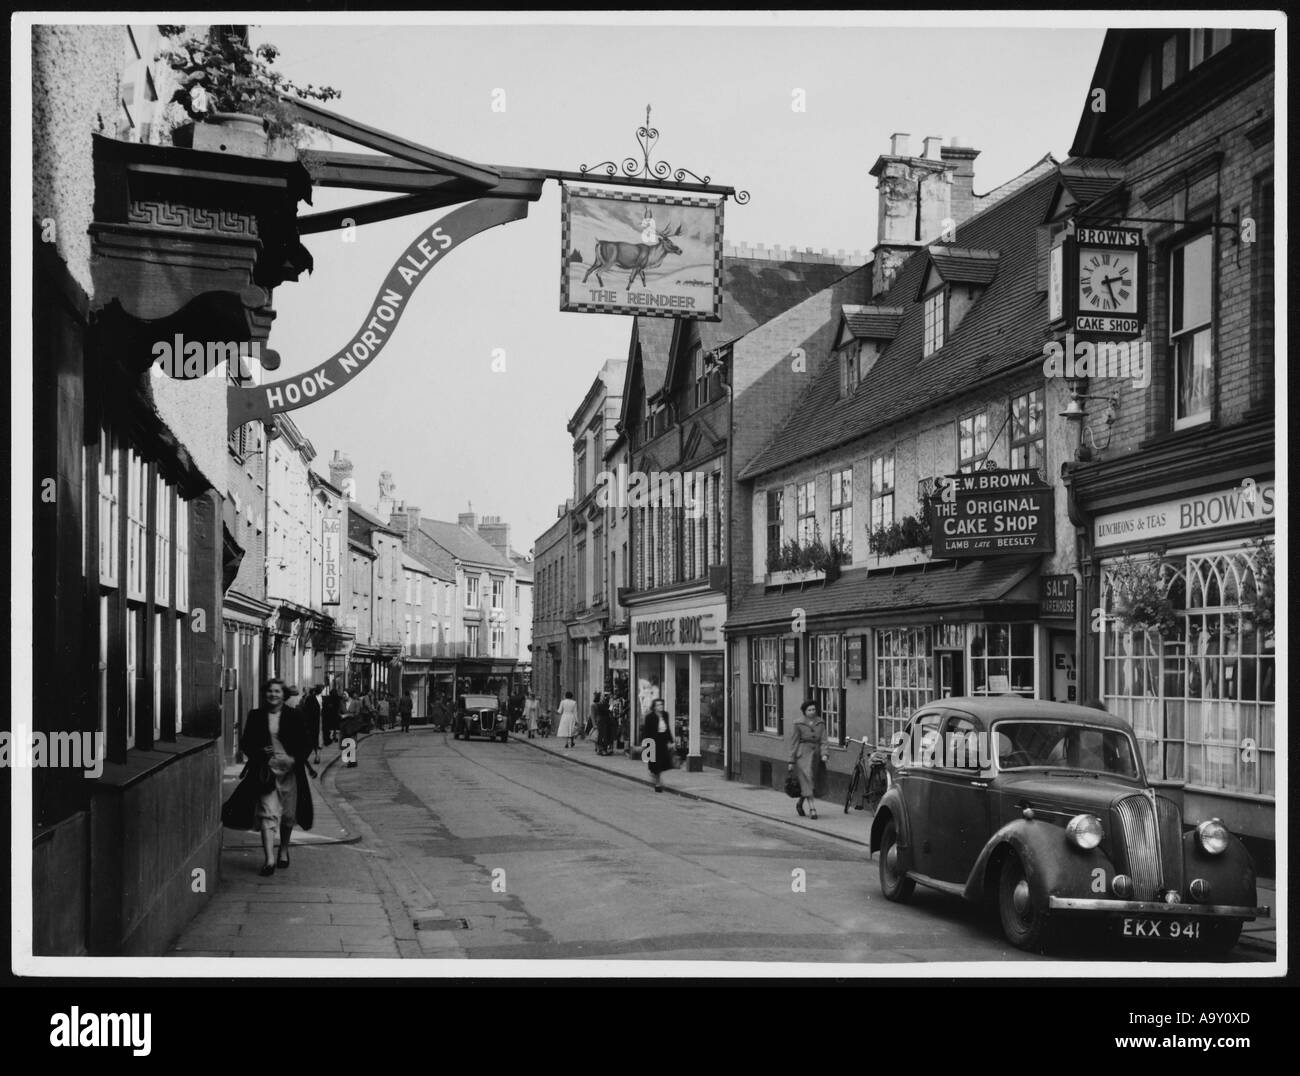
xmin=477 ymin=515 xmax=511 ymax=558
xmin=329 ymin=450 xmax=355 ymax=501
xmin=869 ymin=133 xmax=960 ymax=297
xmin=941 ymin=139 xmax=981 ymax=229
xmin=391 ymin=502 xmax=421 ymax=543
xmin=458 ymin=509 xmax=477 ymax=530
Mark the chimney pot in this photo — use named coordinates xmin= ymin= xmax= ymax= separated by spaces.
xmin=923 ymin=136 xmax=943 ymax=160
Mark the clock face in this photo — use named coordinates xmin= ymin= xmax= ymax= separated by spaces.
xmin=1078 ymin=248 xmax=1138 ymax=314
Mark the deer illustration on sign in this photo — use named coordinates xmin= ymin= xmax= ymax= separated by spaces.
xmin=583 ymin=221 xmax=685 ymax=289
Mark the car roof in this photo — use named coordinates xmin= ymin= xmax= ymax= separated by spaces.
xmin=461 ymin=694 xmax=498 ymax=705
xmin=924 ymin=696 xmax=1134 ymax=732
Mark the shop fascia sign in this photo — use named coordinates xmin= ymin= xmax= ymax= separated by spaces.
xmin=1093 ymin=479 xmax=1275 ymax=549
xmin=929 ymin=468 xmax=1055 ymax=557
xmin=632 ymin=611 xmax=719 ymax=651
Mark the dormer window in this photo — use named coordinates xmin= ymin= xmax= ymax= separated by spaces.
xmin=838 ymin=342 xmax=861 ymax=398
xmin=923 ymin=288 xmax=946 ymax=356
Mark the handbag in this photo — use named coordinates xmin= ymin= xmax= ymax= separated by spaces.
xmin=784 ymin=765 xmax=802 ymax=798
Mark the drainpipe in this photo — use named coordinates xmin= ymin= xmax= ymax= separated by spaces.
xmin=1061 ymin=461 xmax=1096 ymax=701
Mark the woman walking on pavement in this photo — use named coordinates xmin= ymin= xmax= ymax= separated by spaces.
xmin=556 ymin=690 xmax=579 ymax=747
xmin=644 ymin=697 xmax=673 ymax=792
xmin=789 ymin=699 xmax=829 ymax=819
xmin=524 ymin=692 xmax=540 ymax=739
xmin=240 ymin=678 xmax=314 ymax=876
xmin=596 ymin=693 xmax=615 ymax=755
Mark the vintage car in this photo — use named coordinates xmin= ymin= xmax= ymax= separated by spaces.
xmin=870 ymin=697 xmax=1265 ymax=955
xmin=453 ymin=694 xmax=509 ymax=742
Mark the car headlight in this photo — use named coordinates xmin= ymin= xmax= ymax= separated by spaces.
xmin=1066 ymin=813 xmax=1104 ymax=850
xmin=1197 ymin=818 xmax=1229 ymax=856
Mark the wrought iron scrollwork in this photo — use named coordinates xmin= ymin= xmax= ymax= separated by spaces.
xmin=580 ymin=105 xmax=749 ymax=203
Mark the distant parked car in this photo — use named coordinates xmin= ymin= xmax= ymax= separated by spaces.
xmin=454 ymin=694 xmax=508 ymax=742
xmin=870 ymin=697 xmax=1265 ymax=955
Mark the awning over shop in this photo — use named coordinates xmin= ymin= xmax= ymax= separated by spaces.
xmin=724 ymin=558 xmax=1041 ymax=633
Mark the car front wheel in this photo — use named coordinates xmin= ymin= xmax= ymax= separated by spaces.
xmin=878 ymin=818 xmax=915 ymax=902
xmin=997 ymin=852 xmax=1051 ymax=952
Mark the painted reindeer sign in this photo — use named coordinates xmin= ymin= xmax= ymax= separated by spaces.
xmin=560 ymin=185 xmax=723 ymax=320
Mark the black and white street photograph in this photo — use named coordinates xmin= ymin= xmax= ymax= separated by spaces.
xmin=13 ymin=9 xmax=1286 ymax=1005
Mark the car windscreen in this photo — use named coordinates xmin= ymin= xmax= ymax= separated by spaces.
xmin=993 ymin=721 xmax=1139 ymax=778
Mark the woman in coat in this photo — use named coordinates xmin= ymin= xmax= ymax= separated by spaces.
xmin=240 ymin=678 xmax=315 ymax=876
xmin=524 ymin=693 xmax=541 ymax=739
xmin=789 ymin=699 xmax=829 ymax=819
xmin=644 ymin=697 xmax=674 ymax=792
xmin=555 ymin=690 xmax=579 ymax=748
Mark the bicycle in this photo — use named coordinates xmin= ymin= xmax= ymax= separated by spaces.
xmin=844 ymin=736 xmax=891 ymax=814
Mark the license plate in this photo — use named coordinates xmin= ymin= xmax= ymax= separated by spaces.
xmin=1119 ymin=917 xmax=1201 ymax=940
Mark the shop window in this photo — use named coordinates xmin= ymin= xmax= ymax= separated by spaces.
xmin=766 ymin=489 xmax=784 ymax=568
xmin=1170 ymin=232 xmax=1214 ymax=429
xmin=751 ymin=636 xmax=783 ymax=734
xmin=829 ymin=469 xmax=852 ymax=564
xmin=958 ymin=412 xmax=988 ymax=474
xmin=808 ymin=634 xmax=845 ymax=744
xmin=152 ymin=610 xmax=164 ymax=741
xmin=875 ymin=627 xmax=936 ymax=748
xmin=870 ymin=454 xmax=894 ymax=531
xmin=796 ymin=480 xmax=816 ymax=546
xmin=1009 ymin=389 xmax=1045 ymax=474
xmin=125 ymin=448 xmax=148 ymax=600
xmin=970 ymin=622 xmax=1036 ymax=697
xmin=174 ymin=616 xmax=183 ymax=733
xmin=923 ymin=288 xmax=946 ymax=356
xmin=98 ymin=428 xmax=120 ymax=587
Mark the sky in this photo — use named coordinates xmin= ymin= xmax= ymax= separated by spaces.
xmin=254 ymin=17 xmax=1108 ymax=552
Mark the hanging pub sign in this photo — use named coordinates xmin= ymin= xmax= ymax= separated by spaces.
xmin=321 ymin=514 xmax=342 ymax=605
xmin=929 ymin=468 xmax=1055 ymax=558
xmin=560 ymin=185 xmax=723 ymax=321
xmin=1051 ymin=225 xmax=1146 ymax=337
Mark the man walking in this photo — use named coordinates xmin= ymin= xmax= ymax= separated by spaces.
xmin=302 ymin=685 xmax=323 ymax=764
xmin=399 ymin=690 xmax=413 ymax=733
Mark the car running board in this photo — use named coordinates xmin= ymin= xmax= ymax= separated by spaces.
xmin=904 ymin=872 xmax=967 ymax=898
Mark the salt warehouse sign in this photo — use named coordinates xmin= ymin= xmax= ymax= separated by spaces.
xmin=930 ymin=469 xmax=1055 ymax=557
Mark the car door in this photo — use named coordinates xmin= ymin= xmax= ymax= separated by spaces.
xmin=895 ymin=708 xmax=945 ymax=874
xmin=925 ymin=711 xmax=993 ymax=883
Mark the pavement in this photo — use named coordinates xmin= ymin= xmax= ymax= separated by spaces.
xmin=168 ymin=725 xmax=1277 ymax=961
xmin=515 ymin=730 xmax=1279 ymax=957
xmin=168 ymin=727 xmax=466 ymax=958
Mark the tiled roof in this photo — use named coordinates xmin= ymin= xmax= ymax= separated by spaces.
xmin=510 ymin=549 xmax=534 ymax=581
xmin=349 ymin=502 xmax=403 ymax=535
xmin=742 ymin=157 xmax=1060 ymax=481
xmin=842 ymin=304 xmax=905 ymax=340
xmin=1057 ymin=158 xmax=1125 ymax=210
xmin=634 ymin=252 xmax=859 ymax=398
xmin=725 ymin=558 xmax=1039 ymax=631
xmin=699 ymin=254 xmax=858 ymax=356
xmin=418 ymin=518 xmax=514 ymax=569
xmin=926 ymin=246 xmax=1000 ymax=288
xmin=402 ymin=548 xmax=453 ymax=581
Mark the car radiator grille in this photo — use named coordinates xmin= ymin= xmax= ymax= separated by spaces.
xmin=1112 ymin=793 xmax=1184 ymax=901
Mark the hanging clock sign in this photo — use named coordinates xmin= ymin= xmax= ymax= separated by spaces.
xmin=1057 ymin=226 xmax=1146 ymax=337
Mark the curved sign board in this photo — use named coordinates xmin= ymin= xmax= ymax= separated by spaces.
xmin=228 ymin=198 xmax=530 ymax=430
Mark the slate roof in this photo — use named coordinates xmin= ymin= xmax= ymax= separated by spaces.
xmin=349 ymin=501 xmax=403 ymax=536
xmin=633 ymin=252 xmax=859 ymax=399
xmin=418 ymin=518 xmax=514 ymax=569
xmin=402 ymin=548 xmax=453 ymax=582
xmin=726 ymin=558 xmax=1039 ymax=631
xmin=742 ymin=156 xmax=1060 ymax=481
xmin=1056 ymin=158 xmax=1125 ymax=210
xmin=841 ymin=304 xmax=905 ymax=340
xmin=925 ymin=246 xmax=1001 ymax=289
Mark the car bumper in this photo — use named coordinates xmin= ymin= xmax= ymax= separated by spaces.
xmin=1048 ymin=897 xmax=1269 ymax=919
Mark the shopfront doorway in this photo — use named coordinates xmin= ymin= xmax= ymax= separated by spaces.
xmin=935 ymin=648 xmax=964 ymax=699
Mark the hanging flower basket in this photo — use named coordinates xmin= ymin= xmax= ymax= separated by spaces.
xmin=1109 ymin=555 xmax=1180 ymax=639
